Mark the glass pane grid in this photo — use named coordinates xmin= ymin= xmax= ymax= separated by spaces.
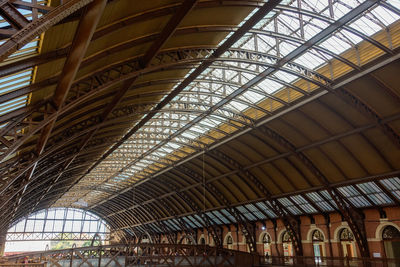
xmin=205 ymin=211 xmax=222 ymax=225
xmin=306 ymin=192 xmax=334 ymax=211
xmin=7 ymin=208 xmax=109 ymax=242
xmin=245 ymin=204 xmax=267 ymax=220
xmin=338 ymin=186 xmax=371 ymax=208
xmin=320 ymin=190 xmax=339 ymax=209
xmin=256 ymin=202 xmax=277 ymax=218
xmin=236 ymin=206 xmax=257 ymax=221
xmin=290 ymin=195 xmax=317 ymax=213
xmin=212 ymin=210 xmax=230 ymax=224
xmin=278 ymin=197 xmax=302 ymax=215
xmin=357 ymin=182 xmax=393 ymax=205
xmin=220 ymin=209 xmax=236 ymax=223
xmin=380 ymin=177 xmax=400 ymax=200
xmin=51 ymin=0 xmax=400 ymax=209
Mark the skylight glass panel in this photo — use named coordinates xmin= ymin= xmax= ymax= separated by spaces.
xmin=66 ymin=0 xmax=400 ymax=208
xmin=278 ymin=197 xmax=302 ymax=215
xmin=165 ymin=220 xmax=179 ymax=231
xmin=242 ymin=90 xmax=265 ymax=103
xmin=273 ymin=70 xmax=298 ymax=84
xmin=319 ymin=190 xmax=339 ymax=209
xmin=257 ymin=78 xmax=283 ymax=94
xmin=193 ymin=214 xmax=204 ymax=226
xmin=205 ymin=211 xmax=220 ymax=225
xmin=256 ymin=202 xmax=277 ymax=218
xmin=149 ymin=224 xmax=162 ymax=233
xmin=387 ymin=0 xmax=400 ymax=10
xmin=290 ymin=195 xmax=317 ymax=213
xmin=182 ymin=217 xmax=196 ymax=228
xmin=187 ymin=216 xmax=202 ymax=228
xmin=294 ymin=51 xmax=326 ymax=69
xmin=350 ymin=15 xmax=382 ymax=36
xmin=220 ymin=209 xmax=236 ymax=223
xmin=236 ymin=206 xmax=257 ymax=221
xmin=245 ymin=204 xmax=267 ymax=220
xmin=338 ymin=186 xmax=371 ymax=208
xmin=380 ymin=177 xmax=400 ymax=200
xmin=212 ymin=210 xmax=230 ymax=224
xmin=319 ymin=35 xmax=352 ymax=54
xmin=227 ymin=100 xmax=247 ymax=112
xmin=306 ymin=192 xmax=334 ymax=211
xmin=357 ymin=182 xmax=393 ymax=205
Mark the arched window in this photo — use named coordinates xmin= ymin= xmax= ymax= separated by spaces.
xmin=262 ymin=233 xmax=271 ymax=256
xmin=382 ymin=225 xmax=400 ymax=259
xmin=282 ymin=231 xmax=292 ymax=243
xmin=339 ymin=228 xmax=354 ymax=241
xmin=5 ymin=208 xmax=109 ymax=253
xmin=382 ymin=226 xmax=400 ymax=240
xmin=338 ymin=228 xmax=355 ymax=258
xmin=282 ymin=231 xmax=293 ymax=257
xmin=226 ymin=235 xmax=233 ymax=250
xmin=312 ymin=230 xmax=324 ymax=261
xmin=263 ymin=233 xmax=271 ymax=244
xmin=312 ymin=230 xmax=324 ymax=242
xmin=200 ymin=237 xmax=206 ymax=245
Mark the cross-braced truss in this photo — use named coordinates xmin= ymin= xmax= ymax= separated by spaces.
xmin=0 ymin=0 xmax=399 ymax=257
xmin=6 ymin=208 xmax=109 ymax=242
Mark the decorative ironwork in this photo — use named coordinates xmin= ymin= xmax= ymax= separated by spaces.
xmin=312 ymin=230 xmax=324 ymax=242
xmin=0 ymin=0 xmax=399 ymax=256
xmin=5 ymin=243 xmax=257 ymax=267
xmin=282 ymin=231 xmax=291 ymax=243
xmin=382 ymin=226 xmax=400 ymax=240
xmin=6 ymin=208 xmax=110 ymax=242
xmin=262 ymin=233 xmax=271 ymax=244
xmin=339 ymin=228 xmax=354 ymax=242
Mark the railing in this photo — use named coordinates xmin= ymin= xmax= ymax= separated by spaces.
xmin=260 ymin=256 xmax=400 ymax=267
xmin=0 ymin=263 xmax=46 ymax=267
xmin=7 ymin=245 xmax=400 ymax=267
xmin=4 ymin=243 xmax=259 ymax=267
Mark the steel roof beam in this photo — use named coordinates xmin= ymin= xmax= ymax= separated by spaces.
xmin=7 ymin=0 xmax=107 ymax=219
xmin=0 ymin=46 xmax=331 ymax=127
xmin=94 ymin=111 xmax=400 ymax=221
xmin=0 ymin=0 xmax=95 ymax=62
xmin=91 ymin=0 xmax=385 ymax=212
xmin=0 ymin=1 xmax=29 ymax=30
xmin=70 ymin=0 xmax=281 ymax=203
xmin=258 ymin=125 xmax=370 ymax=257
xmin=38 ymin=0 xmax=199 ymax=208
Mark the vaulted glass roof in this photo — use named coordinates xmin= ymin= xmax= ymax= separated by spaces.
xmin=60 ymin=0 xmax=400 ymax=207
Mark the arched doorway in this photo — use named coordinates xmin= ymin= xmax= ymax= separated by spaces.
xmin=261 ymin=233 xmax=271 ymax=257
xmin=312 ymin=230 xmax=324 ymax=262
xmin=282 ymin=231 xmax=293 ymax=257
xmin=382 ymin=225 xmax=400 ymax=259
xmin=339 ymin=228 xmax=356 ymax=258
xmin=178 ymin=234 xmax=196 ymax=245
xmin=226 ymin=235 xmax=233 ymax=250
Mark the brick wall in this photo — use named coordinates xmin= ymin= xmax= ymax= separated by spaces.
xmin=163 ymin=206 xmax=400 ymax=258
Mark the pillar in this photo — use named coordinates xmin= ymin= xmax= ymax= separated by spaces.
xmin=0 ymin=232 xmax=6 ymax=256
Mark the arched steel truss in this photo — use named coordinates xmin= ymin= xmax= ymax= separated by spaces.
xmin=0 ymin=0 xmax=399 ymax=257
